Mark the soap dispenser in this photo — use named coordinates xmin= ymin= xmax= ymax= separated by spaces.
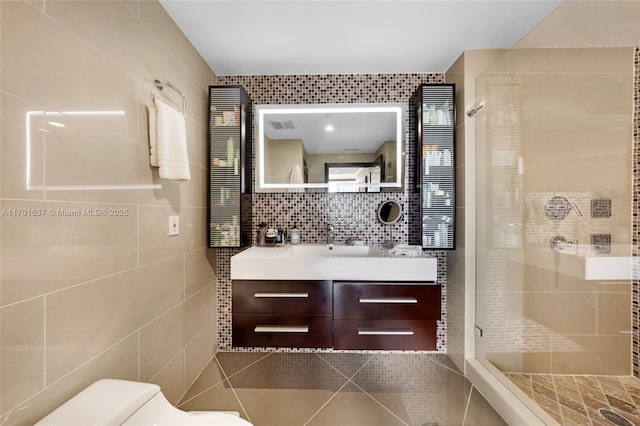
xmin=290 ymin=224 xmax=300 ymax=245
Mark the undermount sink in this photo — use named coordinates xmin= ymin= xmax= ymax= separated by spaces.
xmin=230 ymin=244 xmax=437 ymax=281
xmin=287 ymin=244 xmax=370 ymax=257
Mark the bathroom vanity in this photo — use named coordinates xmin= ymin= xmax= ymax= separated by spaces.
xmin=230 ymin=245 xmax=439 ymax=350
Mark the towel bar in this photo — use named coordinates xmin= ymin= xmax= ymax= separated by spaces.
xmin=152 ymin=79 xmax=186 ymax=117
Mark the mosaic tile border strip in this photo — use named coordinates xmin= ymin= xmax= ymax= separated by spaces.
xmin=215 ymin=73 xmax=447 ymax=352
xmin=634 ymin=46 xmax=639 ymax=377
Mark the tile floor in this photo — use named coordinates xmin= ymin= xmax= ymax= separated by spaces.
xmin=507 ymin=372 xmax=640 ymax=425
xmin=179 ymin=352 xmax=506 ymax=426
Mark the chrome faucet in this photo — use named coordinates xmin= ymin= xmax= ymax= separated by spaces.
xmin=327 ymin=223 xmax=334 ymax=250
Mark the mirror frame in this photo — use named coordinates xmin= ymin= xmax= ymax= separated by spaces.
xmin=256 ymin=103 xmax=404 ymax=192
xmin=378 ymin=199 xmax=404 ymax=225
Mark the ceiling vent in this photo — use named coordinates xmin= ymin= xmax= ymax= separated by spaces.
xmin=270 ymin=120 xmax=294 ymax=130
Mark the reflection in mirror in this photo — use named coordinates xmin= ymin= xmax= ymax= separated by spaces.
xmin=256 ymin=104 xmax=403 ymax=193
xmin=378 ymin=199 xmax=403 ymax=225
xmin=325 ymin=162 xmax=382 ymax=193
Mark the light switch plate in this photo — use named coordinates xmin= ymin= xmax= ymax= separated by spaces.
xmin=169 ymin=215 xmax=179 ymax=236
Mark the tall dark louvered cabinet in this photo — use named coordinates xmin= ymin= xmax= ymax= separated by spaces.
xmin=410 ymin=84 xmax=455 ymax=250
xmin=208 ymin=85 xmax=252 ymax=248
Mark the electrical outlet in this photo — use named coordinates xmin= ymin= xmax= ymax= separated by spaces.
xmin=169 ymin=215 xmax=179 ymax=236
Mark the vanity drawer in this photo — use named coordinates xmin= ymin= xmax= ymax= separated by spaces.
xmin=333 ymin=282 xmax=440 ymax=320
xmin=232 ymin=314 xmax=332 ymax=348
xmin=333 ymin=320 xmax=437 ymax=350
xmin=233 ymin=280 xmax=332 ymax=314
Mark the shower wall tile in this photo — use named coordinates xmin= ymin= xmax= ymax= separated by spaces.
xmin=523 ymin=122 xmax=632 ymax=193
xmin=0 ymin=0 xmax=216 ymax=420
xmin=598 ymin=292 xmax=632 ymax=335
xmin=552 ymin=335 xmax=631 ymax=375
xmin=488 ymin=351 xmax=552 ymax=374
xmin=509 ymin=292 xmax=597 ymax=335
xmin=215 ymin=73 xmax=448 ymax=353
xmin=508 ymin=47 xmax=634 ymax=75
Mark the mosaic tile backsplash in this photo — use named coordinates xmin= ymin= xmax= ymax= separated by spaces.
xmin=215 ymin=73 xmax=447 ymax=352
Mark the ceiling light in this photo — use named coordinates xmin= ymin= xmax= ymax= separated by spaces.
xmin=48 ymin=121 xmax=65 ymax=128
xmin=325 ymin=125 xmax=334 ymax=132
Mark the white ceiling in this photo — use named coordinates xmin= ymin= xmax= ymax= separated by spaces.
xmin=160 ymin=0 xmax=562 ymax=76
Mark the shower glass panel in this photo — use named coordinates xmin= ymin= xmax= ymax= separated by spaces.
xmin=474 ymin=47 xmax=634 ymax=422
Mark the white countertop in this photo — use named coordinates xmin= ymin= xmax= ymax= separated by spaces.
xmin=230 ymin=244 xmax=438 ymax=282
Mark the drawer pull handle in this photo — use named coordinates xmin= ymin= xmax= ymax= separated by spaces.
xmin=357 ymin=329 xmax=414 ymax=336
xmin=254 ymin=325 xmax=309 ymax=333
xmin=359 ymin=297 xmax=417 ymax=304
xmin=254 ymin=292 xmax=309 ymax=298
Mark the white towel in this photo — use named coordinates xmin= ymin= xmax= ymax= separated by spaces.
xmin=149 ymin=98 xmax=190 ymax=181
xmin=288 ymin=165 xmax=304 ymax=193
xmin=389 ymin=244 xmax=423 ymax=257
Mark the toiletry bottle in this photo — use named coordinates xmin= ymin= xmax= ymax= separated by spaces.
xmin=290 ymin=224 xmax=300 ymax=245
xmin=227 ymin=137 xmax=234 ymax=164
xmin=443 ymin=149 xmax=452 ymax=167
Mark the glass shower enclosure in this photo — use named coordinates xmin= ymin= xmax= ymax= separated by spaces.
xmin=474 ymin=47 xmax=635 ymax=424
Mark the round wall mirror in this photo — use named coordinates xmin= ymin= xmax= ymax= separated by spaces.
xmin=378 ymin=200 xmax=403 ymax=225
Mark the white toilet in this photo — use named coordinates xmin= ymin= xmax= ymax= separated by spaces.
xmin=36 ymin=379 xmax=253 ymax=425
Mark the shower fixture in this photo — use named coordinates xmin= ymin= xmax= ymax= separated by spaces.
xmin=544 ymin=195 xmax=582 ymax=220
xmin=466 ymin=100 xmax=484 ymax=117
xmin=549 ymin=235 xmax=578 ymax=253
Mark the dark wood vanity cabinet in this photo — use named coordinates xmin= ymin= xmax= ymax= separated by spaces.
xmin=231 ymin=280 xmax=440 ymax=350
xmin=333 ymin=282 xmax=440 ymax=350
xmin=232 ymin=280 xmax=332 ymax=348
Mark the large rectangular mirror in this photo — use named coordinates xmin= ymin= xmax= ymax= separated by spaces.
xmin=256 ymin=103 xmax=404 ymax=192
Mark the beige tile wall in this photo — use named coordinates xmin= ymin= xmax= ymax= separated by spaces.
xmin=0 ymin=1 xmax=217 ymax=423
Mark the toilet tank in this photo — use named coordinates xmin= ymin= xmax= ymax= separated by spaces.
xmin=36 ymin=379 xmax=160 ymax=425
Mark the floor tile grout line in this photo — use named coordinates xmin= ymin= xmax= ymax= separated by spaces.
xmin=178 ymin=352 xmax=272 ymax=408
xmin=302 ymin=378 xmax=352 ymax=426
xmin=347 ymin=353 xmax=376 ymax=381
xmin=314 ymin=353 xmax=375 ymax=383
xmin=176 ymin=356 xmax=233 ymax=408
xmin=219 ymin=357 xmax=253 ymax=424
xmin=219 ymin=351 xmax=273 ymax=382
xmin=212 ymin=356 xmax=251 ymax=421
xmin=346 ymin=380 xmax=410 ymax=426
xmin=461 ymin=383 xmax=474 ymax=425
xmin=313 ymin=353 xmax=352 ymax=382
xmin=419 ymin=353 xmax=465 ymax=377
